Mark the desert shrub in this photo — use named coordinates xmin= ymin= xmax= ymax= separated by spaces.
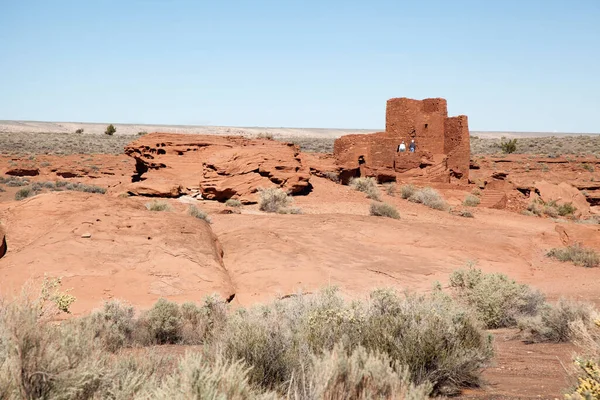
xmin=86 ymin=300 xmax=136 ymax=352
xmin=564 ymin=357 xmax=600 ymax=400
xmin=75 ymin=128 xmax=84 ymax=134
xmin=258 ymin=187 xmax=290 ymax=213
xmin=105 ymin=124 xmax=116 ymax=136
xmin=400 ymin=184 xmax=416 ymax=199
xmin=369 ymin=201 xmax=400 ymax=219
xmin=350 ymin=177 xmax=381 ymax=201
xmin=146 ymin=200 xmax=171 ymax=212
xmin=582 ymin=163 xmax=595 ymax=172
xmin=256 ymin=132 xmax=274 ymax=140
xmin=15 ymin=186 xmax=37 ymax=200
xmin=138 ymin=131 xmax=148 ymax=136
xmin=547 ymin=244 xmax=600 ymax=268
xmin=148 ymin=352 xmax=279 ymax=400
xmin=408 ymin=187 xmax=448 ymax=211
xmin=544 ymin=204 xmax=559 ymax=218
xmin=463 ymin=194 xmax=480 ymax=207
xmin=0 ymin=176 xmax=29 ymax=186
xmin=188 ymin=205 xmax=212 ymax=223
xmin=385 ymin=183 xmax=396 ymax=196
xmin=471 ymin=187 xmax=481 ymax=196
xmin=518 ymin=299 xmax=598 ymax=343
xmin=527 ymin=201 xmax=543 ymax=216
xmin=139 ymin=299 xmax=183 ymax=345
xmin=558 ymin=202 xmax=577 ymax=217
xmin=500 ymin=139 xmax=517 ymax=154
xmin=217 ymin=287 xmax=492 ymax=396
xmin=180 ymin=295 xmax=229 ymax=344
xmin=301 ymin=344 xmax=431 ymax=400
xmin=449 ymin=267 xmax=545 ymax=329
xmin=225 ymin=198 xmax=243 ymax=207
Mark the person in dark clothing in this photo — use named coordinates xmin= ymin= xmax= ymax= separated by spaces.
xmin=409 ymin=139 xmax=416 ymax=153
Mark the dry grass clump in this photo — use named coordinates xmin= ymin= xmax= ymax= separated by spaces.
xmin=225 ymin=198 xmax=243 ymax=207
xmin=145 ymin=200 xmax=172 ymax=212
xmin=188 ymin=205 xmax=212 ymax=223
xmin=527 ymin=199 xmax=577 ymax=218
xmin=463 ymin=194 xmax=481 ymax=207
xmin=258 ymin=187 xmax=291 ymax=213
xmin=547 ymin=244 xmax=600 ymax=268
xmin=408 ymin=187 xmax=448 ymax=211
xmin=0 ymin=176 xmax=30 ymax=186
xmin=385 ymin=183 xmax=396 ymax=196
xmin=350 ymin=177 xmax=381 ymax=201
xmin=369 ymin=202 xmax=400 ymax=219
xmin=449 ymin=266 xmax=545 ymax=329
xmin=322 ymin=171 xmax=340 ymax=183
xmin=400 ymin=184 xmax=416 ymax=199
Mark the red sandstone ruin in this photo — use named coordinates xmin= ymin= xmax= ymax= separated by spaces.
xmin=334 ymin=97 xmax=470 ymax=183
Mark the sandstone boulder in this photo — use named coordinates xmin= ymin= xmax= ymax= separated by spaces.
xmin=0 ymin=192 xmax=234 ymax=313
xmin=534 ymin=180 xmax=590 ymax=216
xmin=125 ymin=133 xmax=312 ymax=203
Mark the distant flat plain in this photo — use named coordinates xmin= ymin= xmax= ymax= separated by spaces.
xmin=0 ymin=120 xmax=597 ymax=139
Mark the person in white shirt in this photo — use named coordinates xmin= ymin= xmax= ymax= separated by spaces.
xmin=398 ymin=141 xmax=406 ymax=152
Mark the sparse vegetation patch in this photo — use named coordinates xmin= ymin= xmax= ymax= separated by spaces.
xmin=188 ymin=205 xmax=211 ymax=223
xmin=145 ymin=200 xmax=171 ymax=212
xmin=369 ymin=201 xmax=400 ymax=219
xmin=547 ymin=244 xmax=600 ymax=268
xmin=350 ymin=177 xmax=381 ymax=201
xmin=408 ymin=187 xmax=448 ymax=211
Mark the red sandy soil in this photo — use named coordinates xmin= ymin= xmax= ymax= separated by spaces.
xmin=1 ymin=148 xmax=599 ymax=399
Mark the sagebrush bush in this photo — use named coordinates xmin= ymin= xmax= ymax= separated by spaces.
xmin=449 ymin=267 xmax=545 ymax=329
xmin=500 ymin=138 xmax=517 ymax=154
xmin=225 ymin=198 xmax=243 ymax=207
xmin=86 ymin=300 xmax=136 ymax=352
xmin=400 ymin=184 xmax=416 ymax=199
xmin=463 ymin=194 xmax=481 ymax=207
xmin=146 ymin=200 xmax=171 ymax=212
xmin=518 ymin=299 xmax=598 ymax=343
xmin=139 ymin=298 xmax=183 ymax=345
xmin=408 ymin=187 xmax=448 ymax=211
xmin=217 ymin=286 xmax=492 ymax=396
xmin=105 ymin=124 xmax=116 ymax=136
xmin=385 ymin=183 xmax=396 ymax=196
xmin=15 ymin=187 xmax=37 ymax=200
xmin=547 ymin=244 xmax=600 ymax=268
xmin=369 ymin=201 xmax=400 ymax=219
xmin=258 ymin=187 xmax=290 ymax=213
xmin=558 ymin=202 xmax=577 ymax=216
xmin=350 ymin=177 xmax=381 ymax=201
xmin=302 ymin=344 xmax=431 ymax=400
xmin=188 ymin=204 xmax=211 ymax=223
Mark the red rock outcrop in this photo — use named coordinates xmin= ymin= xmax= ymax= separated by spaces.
xmin=334 ymin=97 xmax=470 ymax=183
xmin=0 ymin=192 xmax=234 ymax=313
xmin=124 ymin=133 xmax=312 ymax=202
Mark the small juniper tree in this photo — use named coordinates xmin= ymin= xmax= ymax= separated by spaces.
xmin=105 ymin=124 xmax=116 ymax=136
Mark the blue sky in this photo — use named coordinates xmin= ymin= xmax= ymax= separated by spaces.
xmin=1 ymin=0 xmax=599 ymax=132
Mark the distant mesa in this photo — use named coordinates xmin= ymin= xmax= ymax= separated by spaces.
xmin=333 ymin=97 xmax=470 ymax=183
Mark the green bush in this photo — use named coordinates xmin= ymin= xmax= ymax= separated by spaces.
xmin=15 ymin=186 xmax=37 ymax=200
xmin=188 ymin=205 xmax=211 ymax=223
xmin=145 ymin=200 xmax=171 ymax=212
xmin=463 ymin=194 xmax=481 ymax=207
xmin=350 ymin=177 xmax=381 ymax=201
xmin=518 ymin=299 xmax=598 ymax=343
xmin=547 ymin=244 xmax=600 ymax=268
xmin=558 ymin=202 xmax=577 ymax=217
xmin=225 ymin=198 xmax=243 ymax=207
xmin=105 ymin=124 xmax=116 ymax=136
xmin=75 ymin=128 xmax=84 ymax=134
xmin=400 ymin=184 xmax=416 ymax=199
xmin=258 ymin=187 xmax=290 ymax=213
xmin=139 ymin=299 xmax=183 ymax=345
xmin=500 ymin=138 xmax=517 ymax=154
xmin=408 ymin=187 xmax=448 ymax=211
xmin=449 ymin=267 xmax=545 ymax=329
xmin=369 ymin=201 xmax=400 ymax=219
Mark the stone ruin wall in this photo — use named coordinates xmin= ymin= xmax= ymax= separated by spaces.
xmin=333 ymin=97 xmax=470 ymax=182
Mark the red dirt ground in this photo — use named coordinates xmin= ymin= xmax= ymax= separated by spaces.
xmin=1 ymin=148 xmax=599 ymax=399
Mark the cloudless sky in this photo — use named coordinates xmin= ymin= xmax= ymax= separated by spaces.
xmin=1 ymin=0 xmax=599 ymax=132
